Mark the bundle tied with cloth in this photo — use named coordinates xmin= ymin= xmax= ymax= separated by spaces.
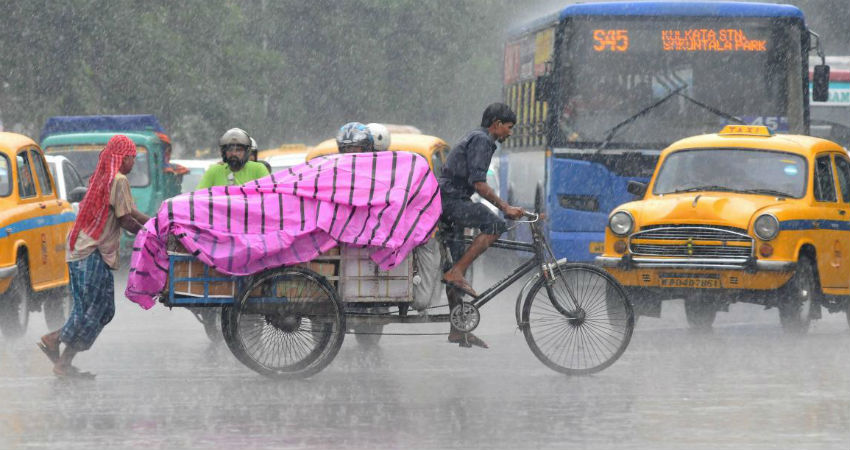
xmin=125 ymin=151 xmax=442 ymax=309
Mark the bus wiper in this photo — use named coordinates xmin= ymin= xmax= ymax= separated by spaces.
xmin=595 ymin=85 xmax=687 ymax=154
xmin=673 ymin=91 xmax=745 ymax=125
xmin=739 ymin=188 xmax=792 ymax=198
xmin=670 ymin=186 xmax=735 ymax=193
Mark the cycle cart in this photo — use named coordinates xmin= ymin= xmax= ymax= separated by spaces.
xmin=162 ymin=212 xmax=635 ymax=379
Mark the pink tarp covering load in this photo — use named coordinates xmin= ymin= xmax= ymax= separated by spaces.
xmin=125 ymin=151 xmax=442 ymax=309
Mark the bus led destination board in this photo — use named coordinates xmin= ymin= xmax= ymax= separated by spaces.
xmin=661 ymin=29 xmax=767 ymax=52
xmin=592 ymin=28 xmax=767 ymax=53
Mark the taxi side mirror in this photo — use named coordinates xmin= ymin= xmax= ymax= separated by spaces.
xmin=812 ymin=65 xmax=830 ymax=102
xmin=627 ymin=180 xmax=647 ymax=198
xmin=68 ymin=186 xmax=87 ymax=203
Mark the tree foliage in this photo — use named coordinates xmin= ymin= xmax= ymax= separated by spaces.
xmin=0 ymin=0 xmax=513 ymax=155
xmin=0 ymin=1 xmax=845 ymax=155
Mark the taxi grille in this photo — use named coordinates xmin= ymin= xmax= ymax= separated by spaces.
xmin=629 ymin=226 xmax=753 ymax=259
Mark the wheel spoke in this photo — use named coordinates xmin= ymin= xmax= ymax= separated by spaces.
xmin=523 ymin=264 xmax=634 ymax=375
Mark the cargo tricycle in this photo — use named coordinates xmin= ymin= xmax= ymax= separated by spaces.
xmin=162 ymin=212 xmax=635 ymax=379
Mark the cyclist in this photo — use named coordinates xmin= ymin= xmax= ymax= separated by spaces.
xmin=439 ymin=103 xmax=524 ymax=348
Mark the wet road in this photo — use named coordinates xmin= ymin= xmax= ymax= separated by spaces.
xmin=2 ymin=253 xmax=849 ymax=450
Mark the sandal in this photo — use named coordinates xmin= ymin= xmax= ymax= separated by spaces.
xmin=53 ymin=365 xmax=96 ymax=379
xmin=448 ymin=331 xmax=489 ymax=349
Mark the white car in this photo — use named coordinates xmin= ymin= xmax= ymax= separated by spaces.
xmin=265 ymin=152 xmax=307 ymax=173
xmin=44 ymin=154 xmax=86 ymax=213
xmin=170 ymin=158 xmax=218 ymax=193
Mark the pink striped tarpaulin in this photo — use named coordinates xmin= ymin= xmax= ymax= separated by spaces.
xmin=125 ymin=151 xmax=441 ymax=309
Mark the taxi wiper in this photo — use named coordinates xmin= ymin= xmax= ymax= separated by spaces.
xmin=595 ymin=85 xmax=687 ymax=153
xmin=739 ymin=188 xmax=792 ymax=198
xmin=670 ymin=186 xmax=735 ymax=193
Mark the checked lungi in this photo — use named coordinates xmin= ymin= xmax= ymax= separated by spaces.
xmin=60 ymin=251 xmax=116 ymax=351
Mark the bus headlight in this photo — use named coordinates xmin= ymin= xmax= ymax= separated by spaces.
xmin=609 ymin=211 xmax=634 ymax=237
xmin=753 ymin=214 xmax=779 ymax=241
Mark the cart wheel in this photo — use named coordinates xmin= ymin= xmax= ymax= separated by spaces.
xmin=200 ymin=308 xmax=223 ymax=342
xmin=222 ymin=267 xmax=345 ymax=379
xmin=521 ymin=263 xmax=634 ymax=375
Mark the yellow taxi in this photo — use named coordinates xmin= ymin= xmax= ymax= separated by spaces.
xmin=0 ymin=132 xmax=75 ymax=338
xmin=306 ymin=133 xmax=449 ymax=174
xmin=596 ymin=125 xmax=850 ymax=332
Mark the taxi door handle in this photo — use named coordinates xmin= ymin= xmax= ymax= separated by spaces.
xmin=38 ymin=203 xmax=46 ymax=209
xmin=840 ymin=210 xmax=846 ymax=216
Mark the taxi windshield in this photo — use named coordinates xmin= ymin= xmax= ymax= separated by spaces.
xmin=653 ymin=148 xmax=807 ymax=198
xmin=44 ymin=145 xmax=150 ymax=187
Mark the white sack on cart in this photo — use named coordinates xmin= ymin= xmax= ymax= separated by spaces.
xmin=412 ymin=238 xmax=443 ymax=311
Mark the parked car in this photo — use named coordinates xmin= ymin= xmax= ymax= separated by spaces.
xmin=0 ymin=132 xmax=75 ymax=337
xmin=170 ymin=158 xmax=218 ymax=193
xmin=44 ymin=154 xmax=85 ymax=213
xmin=596 ymin=125 xmax=850 ymax=332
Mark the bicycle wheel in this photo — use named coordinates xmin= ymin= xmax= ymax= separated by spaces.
xmin=521 ymin=263 xmax=634 ymax=375
xmin=222 ymin=267 xmax=345 ymax=379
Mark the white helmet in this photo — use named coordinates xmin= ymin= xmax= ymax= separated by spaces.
xmin=367 ymin=123 xmax=391 ymax=151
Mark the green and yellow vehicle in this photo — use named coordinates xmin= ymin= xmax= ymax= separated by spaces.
xmin=40 ymin=115 xmax=183 ymax=252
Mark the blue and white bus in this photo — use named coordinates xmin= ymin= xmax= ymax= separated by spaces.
xmin=500 ymin=1 xmax=828 ymax=261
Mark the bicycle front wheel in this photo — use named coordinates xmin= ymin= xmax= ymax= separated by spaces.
xmin=521 ymin=263 xmax=634 ymax=375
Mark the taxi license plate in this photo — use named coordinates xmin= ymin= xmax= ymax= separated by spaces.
xmin=589 ymin=242 xmax=604 ymax=254
xmin=658 ymin=274 xmax=721 ymax=289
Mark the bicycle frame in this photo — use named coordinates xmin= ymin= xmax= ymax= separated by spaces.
xmin=446 ymin=215 xmax=558 ymax=312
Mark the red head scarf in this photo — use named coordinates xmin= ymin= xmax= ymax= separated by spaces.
xmin=69 ymin=134 xmax=137 ymax=251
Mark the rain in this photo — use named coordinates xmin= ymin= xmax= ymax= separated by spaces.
xmin=1 ymin=1 xmax=850 ymax=449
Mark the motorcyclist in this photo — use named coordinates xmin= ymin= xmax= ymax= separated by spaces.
xmin=366 ymin=123 xmax=391 ymax=151
xmin=336 ymin=122 xmax=376 ymax=153
xmin=191 ymin=128 xmax=270 ymax=341
xmin=197 ymin=128 xmax=270 ymax=188
xmin=249 ymin=137 xmax=273 ymax=173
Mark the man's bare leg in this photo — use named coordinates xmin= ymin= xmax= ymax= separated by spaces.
xmin=442 ymin=233 xmax=499 ymax=296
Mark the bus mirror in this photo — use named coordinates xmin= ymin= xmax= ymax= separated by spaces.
xmin=812 ymin=65 xmax=830 ymax=102
xmin=626 ymin=180 xmax=647 ymax=198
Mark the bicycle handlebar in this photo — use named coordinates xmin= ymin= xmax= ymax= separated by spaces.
xmin=514 ymin=211 xmax=539 ymax=223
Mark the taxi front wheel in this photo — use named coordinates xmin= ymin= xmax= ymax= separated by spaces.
xmin=777 ymin=256 xmax=817 ymax=334
xmin=0 ymin=255 xmax=31 ymax=339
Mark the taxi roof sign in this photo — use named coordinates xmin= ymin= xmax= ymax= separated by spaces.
xmin=718 ymin=125 xmax=773 ymax=137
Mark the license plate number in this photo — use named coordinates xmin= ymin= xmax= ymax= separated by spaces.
xmin=659 ymin=275 xmax=721 ymax=289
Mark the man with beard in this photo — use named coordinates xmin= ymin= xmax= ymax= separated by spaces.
xmin=438 ymin=103 xmax=524 ymax=348
xmin=192 ymin=128 xmax=269 ymax=342
xmin=197 ymin=128 xmax=269 ymax=189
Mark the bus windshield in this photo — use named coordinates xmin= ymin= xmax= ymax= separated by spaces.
xmin=45 ymin=145 xmax=151 ymax=188
xmin=555 ymin=16 xmax=804 ymax=148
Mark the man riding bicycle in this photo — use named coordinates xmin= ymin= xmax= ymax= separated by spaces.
xmin=439 ymin=103 xmax=524 ymax=348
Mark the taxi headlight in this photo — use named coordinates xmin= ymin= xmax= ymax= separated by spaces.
xmin=754 ymin=214 xmax=779 ymax=241
xmin=609 ymin=211 xmax=634 ymax=237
